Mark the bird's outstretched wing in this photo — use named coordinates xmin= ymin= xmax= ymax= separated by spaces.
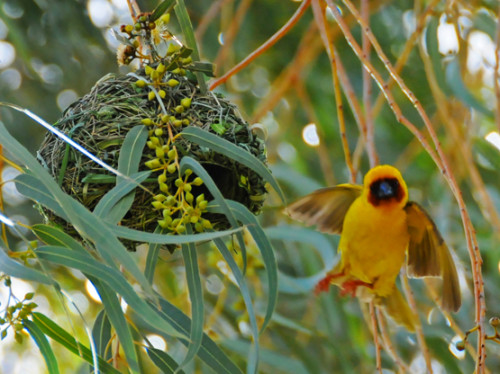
xmin=405 ymin=201 xmax=461 ymax=312
xmin=287 ymin=184 xmax=362 ymax=234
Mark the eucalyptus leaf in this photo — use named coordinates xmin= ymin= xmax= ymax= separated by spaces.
xmin=181 ymin=126 xmax=285 ymax=203
xmin=0 ymin=245 xmax=55 ymax=285
xmin=23 ymin=319 xmax=60 ymax=374
xmin=32 ymin=312 xmax=120 ymax=374
xmin=177 ymin=226 xmax=204 ymax=372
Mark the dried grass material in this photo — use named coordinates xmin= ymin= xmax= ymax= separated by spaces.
xmin=37 ymin=69 xmax=268 ymax=243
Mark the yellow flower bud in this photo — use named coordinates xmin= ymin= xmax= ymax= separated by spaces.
xmin=167 ymin=149 xmax=176 ymax=159
xmin=181 ymin=98 xmax=192 ymax=108
xmin=167 ymin=79 xmax=179 ymax=87
xmin=159 ymin=182 xmax=169 ymax=193
xmin=167 ymin=163 xmax=176 ymax=174
xmin=160 ymin=14 xmax=170 ymax=24
xmin=141 ymin=118 xmax=153 ymax=126
xmin=167 ymin=43 xmax=180 ymax=55
xmin=158 ymin=89 xmax=166 ymax=98
xmin=158 ymin=173 xmax=167 ymax=184
xmin=136 ymin=79 xmax=147 ymax=88
xmin=145 ymin=159 xmax=161 ymax=169
xmin=155 ymin=147 xmax=165 ymax=159
xmin=154 ymin=194 xmax=167 ymax=201
xmin=157 ymin=63 xmax=165 ymax=73
xmin=154 ymin=128 xmax=163 ymax=136
xmin=148 ymin=91 xmax=156 ymax=100
xmin=151 ymin=201 xmax=164 ymax=210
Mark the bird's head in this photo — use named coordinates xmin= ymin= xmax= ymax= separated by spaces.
xmin=363 ymin=165 xmax=408 ymax=208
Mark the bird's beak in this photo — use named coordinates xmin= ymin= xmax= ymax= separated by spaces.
xmin=378 ymin=180 xmax=394 ymax=198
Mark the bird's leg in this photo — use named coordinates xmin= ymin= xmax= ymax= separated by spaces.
xmin=339 ymin=279 xmax=373 ymax=297
xmin=315 ymin=272 xmax=345 ymax=294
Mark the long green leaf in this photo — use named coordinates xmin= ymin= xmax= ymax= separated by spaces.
xmin=151 ymin=0 xmax=176 ymax=21
xmin=221 ymin=339 xmax=308 ymax=374
xmin=103 ymin=125 xmax=148 ymax=223
xmin=0 ymin=245 xmax=54 ymax=285
xmin=32 ymin=312 xmax=120 ymax=374
xmin=148 ymin=348 xmax=184 ymax=374
xmin=117 ymin=125 xmax=148 ymax=180
xmin=174 ymin=0 xmax=207 ymax=93
xmin=92 ymin=310 xmax=112 ymax=361
xmin=35 ymin=246 xmax=182 ymax=339
xmin=32 ymin=224 xmax=86 ymax=253
xmin=178 ymin=226 xmax=204 ymax=372
xmin=14 ymin=174 xmax=68 ymax=221
xmin=93 ymin=170 xmax=150 ymax=221
xmin=179 ymin=156 xmax=247 ymax=272
xmin=108 ymin=223 xmax=243 ymax=244
xmin=144 ymin=225 xmax=166 ymax=284
xmin=93 ymin=280 xmax=140 ymax=373
xmin=210 ymin=201 xmax=277 ymax=334
xmin=23 ymin=319 xmax=60 ymax=374
xmin=213 ymin=238 xmax=259 ymax=374
xmin=180 ymin=126 xmax=285 ymax=203
xmin=151 ymin=297 xmax=243 ymax=374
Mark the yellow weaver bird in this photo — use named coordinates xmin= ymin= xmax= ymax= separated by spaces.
xmin=287 ymin=165 xmax=461 ymax=331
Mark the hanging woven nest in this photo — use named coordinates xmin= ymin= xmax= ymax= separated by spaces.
xmin=37 ymin=64 xmax=268 ymax=246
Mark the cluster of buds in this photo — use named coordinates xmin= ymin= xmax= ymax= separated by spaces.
xmin=149 ymin=166 xmax=211 ymax=234
xmin=138 ymin=76 xmax=193 ymax=127
xmin=0 ymin=277 xmax=37 ymax=344
xmin=117 ymin=12 xmax=163 ymax=66
xmin=118 ymin=10 xmax=195 ymax=71
xmin=139 ymin=92 xmax=210 ymax=233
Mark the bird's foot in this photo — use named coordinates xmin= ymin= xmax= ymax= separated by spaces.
xmin=339 ymin=279 xmax=373 ymax=298
xmin=314 ymin=273 xmax=344 ymax=294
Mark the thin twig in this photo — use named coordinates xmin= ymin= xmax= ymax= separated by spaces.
xmin=371 ymin=0 xmax=441 ymax=120
xmin=0 ymin=145 xmax=7 ymax=245
xmin=361 ymin=0 xmax=378 ymax=167
xmin=401 ymin=274 xmax=433 ymax=373
xmin=311 ymin=0 xmax=355 ymax=182
xmin=126 ymin=0 xmax=141 ymax=21
xmin=377 ymin=309 xmax=410 ymax=373
xmin=495 ymin=4 xmax=500 ymax=133
xmin=369 ymin=301 xmax=383 ymax=374
xmin=209 ymin=0 xmax=311 ymax=90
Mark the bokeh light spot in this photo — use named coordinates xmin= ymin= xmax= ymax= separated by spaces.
xmin=87 ymin=0 xmax=114 ymax=28
xmin=57 ymin=89 xmax=78 ymax=111
xmin=0 ymin=68 xmax=22 ymax=90
xmin=0 ymin=41 xmax=16 ymax=69
xmin=302 ymin=123 xmax=320 ymax=147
